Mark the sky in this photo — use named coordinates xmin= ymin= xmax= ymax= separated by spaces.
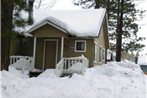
xmin=135 ymin=0 xmax=147 ymax=55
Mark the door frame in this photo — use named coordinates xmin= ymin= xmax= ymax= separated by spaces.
xmin=43 ymin=39 xmax=58 ymax=70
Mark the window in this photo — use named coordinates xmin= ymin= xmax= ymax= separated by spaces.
xmin=95 ymin=44 xmax=99 ymax=61
xmin=75 ymin=40 xmax=86 ymax=52
xmin=102 ymin=49 xmax=105 ymax=61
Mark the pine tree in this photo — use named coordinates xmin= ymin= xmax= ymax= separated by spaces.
xmin=72 ymin=0 xmax=95 ymax=9
xmin=73 ymin=0 xmax=145 ymax=60
xmin=116 ymin=0 xmax=124 ymax=61
xmin=1 ymin=0 xmax=34 ymax=70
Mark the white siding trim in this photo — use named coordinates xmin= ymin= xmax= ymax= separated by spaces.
xmin=33 ymin=37 xmax=37 ymax=69
xmin=61 ymin=37 xmax=64 ymax=59
xmin=27 ymin=21 xmax=67 ymax=34
xmin=102 ymin=48 xmax=105 ymax=62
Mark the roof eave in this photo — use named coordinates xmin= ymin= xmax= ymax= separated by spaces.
xmin=26 ymin=19 xmax=68 ymax=34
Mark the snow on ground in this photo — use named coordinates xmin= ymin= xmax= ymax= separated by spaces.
xmin=138 ymin=55 xmax=147 ymax=65
xmin=0 ymin=61 xmax=146 ymax=98
xmin=0 ymin=72 xmax=2 ymax=98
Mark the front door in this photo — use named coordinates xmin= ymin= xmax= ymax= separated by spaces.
xmin=44 ymin=40 xmax=58 ymax=69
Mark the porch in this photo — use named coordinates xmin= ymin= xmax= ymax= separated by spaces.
xmin=33 ymin=37 xmax=66 ymax=70
xmin=9 ymin=55 xmax=89 ymax=76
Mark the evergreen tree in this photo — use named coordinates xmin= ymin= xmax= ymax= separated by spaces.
xmin=73 ymin=0 xmax=145 ymax=60
xmin=72 ymin=0 xmax=95 ymax=9
xmin=1 ymin=0 xmax=34 ymax=70
xmin=96 ymin=0 xmax=145 ymax=53
xmin=116 ymin=0 xmax=124 ymax=61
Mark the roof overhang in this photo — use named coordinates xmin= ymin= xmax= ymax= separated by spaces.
xmin=26 ymin=18 xmax=68 ymax=34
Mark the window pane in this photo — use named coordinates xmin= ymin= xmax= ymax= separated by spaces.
xmin=81 ymin=42 xmax=84 ymax=50
xmin=76 ymin=41 xmax=85 ymax=51
xmin=76 ymin=42 xmax=81 ymax=50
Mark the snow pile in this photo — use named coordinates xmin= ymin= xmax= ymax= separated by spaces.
xmin=95 ymin=61 xmax=143 ymax=77
xmin=0 ymin=72 xmax=2 ymax=98
xmin=138 ymin=55 xmax=147 ymax=65
xmin=8 ymin=66 xmax=29 ymax=78
xmin=1 ymin=61 xmax=146 ymax=98
xmin=1 ymin=71 xmax=28 ymax=98
xmin=68 ymin=62 xmax=85 ymax=74
xmin=9 ymin=58 xmax=27 ymax=70
xmin=37 ymin=69 xmax=57 ymax=78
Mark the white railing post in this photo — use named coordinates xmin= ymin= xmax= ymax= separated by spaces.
xmin=33 ymin=37 xmax=37 ymax=69
xmin=55 ymin=58 xmax=64 ymax=76
xmin=61 ymin=37 xmax=64 ymax=59
xmin=10 ymin=56 xmax=12 ymax=65
xmin=68 ymin=59 xmax=70 ymax=69
xmin=13 ymin=58 xmax=15 ymax=64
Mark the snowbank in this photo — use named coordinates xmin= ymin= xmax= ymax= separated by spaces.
xmin=37 ymin=69 xmax=57 ymax=78
xmin=138 ymin=55 xmax=147 ymax=65
xmin=9 ymin=58 xmax=27 ymax=70
xmin=8 ymin=66 xmax=29 ymax=78
xmin=0 ymin=72 xmax=2 ymax=98
xmin=1 ymin=61 xmax=146 ymax=98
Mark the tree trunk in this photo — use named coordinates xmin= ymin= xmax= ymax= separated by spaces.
xmin=116 ymin=0 xmax=124 ymax=62
xmin=1 ymin=0 xmax=14 ymax=70
xmin=28 ymin=0 xmax=34 ymax=25
xmin=95 ymin=0 xmax=100 ymax=8
xmin=106 ymin=0 xmax=110 ymax=19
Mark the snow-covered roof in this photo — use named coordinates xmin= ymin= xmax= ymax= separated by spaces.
xmin=14 ymin=0 xmax=106 ymax=37
xmin=28 ymin=9 xmax=106 ymax=37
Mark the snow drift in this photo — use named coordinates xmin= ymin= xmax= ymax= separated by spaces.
xmin=0 ymin=61 xmax=146 ymax=98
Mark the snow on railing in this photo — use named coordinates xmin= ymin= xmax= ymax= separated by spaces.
xmin=55 ymin=55 xmax=89 ymax=76
xmin=55 ymin=58 xmax=64 ymax=76
xmin=10 ymin=56 xmax=34 ymax=72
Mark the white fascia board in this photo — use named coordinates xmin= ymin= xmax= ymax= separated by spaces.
xmin=96 ymin=9 xmax=106 ymax=37
xmin=105 ymin=13 xmax=110 ymax=49
xmin=26 ymin=19 xmax=67 ymax=34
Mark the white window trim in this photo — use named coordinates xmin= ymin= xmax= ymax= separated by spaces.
xmin=75 ymin=40 xmax=86 ymax=52
xmin=94 ymin=44 xmax=99 ymax=61
xmin=99 ymin=45 xmax=102 ymax=62
xmin=102 ymin=48 xmax=105 ymax=62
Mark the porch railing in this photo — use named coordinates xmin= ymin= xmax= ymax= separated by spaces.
xmin=56 ymin=55 xmax=89 ymax=76
xmin=10 ymin=56 xmax=34 ymax=72
xmin=55 ymin=58 xmax=64 ymax=76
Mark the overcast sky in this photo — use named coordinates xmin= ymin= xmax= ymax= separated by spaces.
xmin=135 ymin=0 xmax=147 ymax=55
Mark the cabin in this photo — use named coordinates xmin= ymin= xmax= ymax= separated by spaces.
xmin=10 ymin=8 xmax=110 ymax=76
